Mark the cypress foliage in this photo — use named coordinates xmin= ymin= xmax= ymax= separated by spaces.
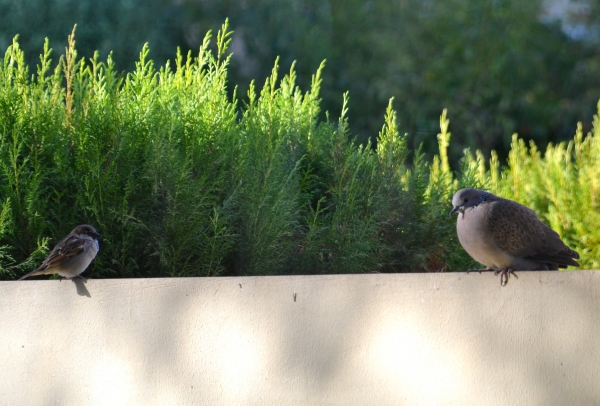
xmin=0 ymin=23 xmax=594 ymax=279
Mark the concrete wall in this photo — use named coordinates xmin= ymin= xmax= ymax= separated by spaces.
xmin=1 ymin=271 xmax=599 ymax=406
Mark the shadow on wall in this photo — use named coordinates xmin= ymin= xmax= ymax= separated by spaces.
xmin=3 ymin=272 xmax=600 ymax=405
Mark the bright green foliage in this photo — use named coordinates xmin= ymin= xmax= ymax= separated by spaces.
xmin=0 ymin=24 xmax=472 ymax=279
xmin=488 ymin=116 xmax=600 ymax=270
xmin=175 ymin=0 xmax=600 ymax=161
xmin=0 ymin=25 xmax=242 ymax=278
xmin=4 ymin=0 xmax=600 ymax=162
xmin=434 ymin=108 xmax=600 ymax=271
xmin=0 ymin=23 xmax=597 ymax=279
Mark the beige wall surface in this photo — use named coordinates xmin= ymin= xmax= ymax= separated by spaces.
xmin=1 ymin=271 xmax=599 ymax=406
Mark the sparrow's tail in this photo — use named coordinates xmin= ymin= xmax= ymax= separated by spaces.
xmin=18 ymin=266 xmax=49 ymax=280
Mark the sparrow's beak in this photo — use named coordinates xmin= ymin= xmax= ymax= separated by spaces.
xmin=449 ymin=206 xmax=459 ymax=216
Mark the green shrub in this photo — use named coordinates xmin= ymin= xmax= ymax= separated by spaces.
xmin=0 ymin=23 xmax=595 ymax=279
xmin=435 ymin=109 xmax=600 ymax=271
xmin=487 ymin=117 xmax=600 ymax=270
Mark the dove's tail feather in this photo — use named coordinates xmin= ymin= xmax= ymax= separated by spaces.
xmin=527 ymin=251 xmax=580 ymax=269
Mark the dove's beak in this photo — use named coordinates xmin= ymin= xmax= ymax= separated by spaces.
xmin=449 ymin=206 xmax=459 ymax=216
xmin=94 ymin=232 xmax=102 ymax=239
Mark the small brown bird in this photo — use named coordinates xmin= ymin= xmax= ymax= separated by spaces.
xmin=450 ymin=188 xmax=580 ymax=286
xmin=19 ymin=224 xmax=101 ymax=280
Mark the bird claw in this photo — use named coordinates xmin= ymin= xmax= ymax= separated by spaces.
xmin=494 ymin=268 xmax=517 ymax=286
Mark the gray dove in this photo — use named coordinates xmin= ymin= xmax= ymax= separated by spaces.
xmin=19 ymin=224 xmax=101 ymax=280
xmin=450 ymin=188 xmax=579 ymax=286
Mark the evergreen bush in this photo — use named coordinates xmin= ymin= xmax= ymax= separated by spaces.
xmin=0 ymin=23 xmax=593 ymax=279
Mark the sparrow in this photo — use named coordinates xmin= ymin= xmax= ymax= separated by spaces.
xmin=19 ymin=224 xmax=102 ymax=280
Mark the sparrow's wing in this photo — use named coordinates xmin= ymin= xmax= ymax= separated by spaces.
xmin=18 ymin=234 xmax=86 ymax=279
xmin=41 ymin=234 xmax=86 ymax=269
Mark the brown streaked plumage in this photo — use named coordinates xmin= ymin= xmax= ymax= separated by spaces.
xmin=19 ymin=225 xmax=101 ymax=280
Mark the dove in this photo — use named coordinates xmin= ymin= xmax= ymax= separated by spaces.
xmin=19 ymin=224 xmax=101 ymax=280
xmin=450 ymin=188 xmax=579 ymax=286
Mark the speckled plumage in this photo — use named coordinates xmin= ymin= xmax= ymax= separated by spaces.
xmin=450 ymin=188 xmax=579 ymax=285
xmin=19 ymin=225 xmax=101 ymax=280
